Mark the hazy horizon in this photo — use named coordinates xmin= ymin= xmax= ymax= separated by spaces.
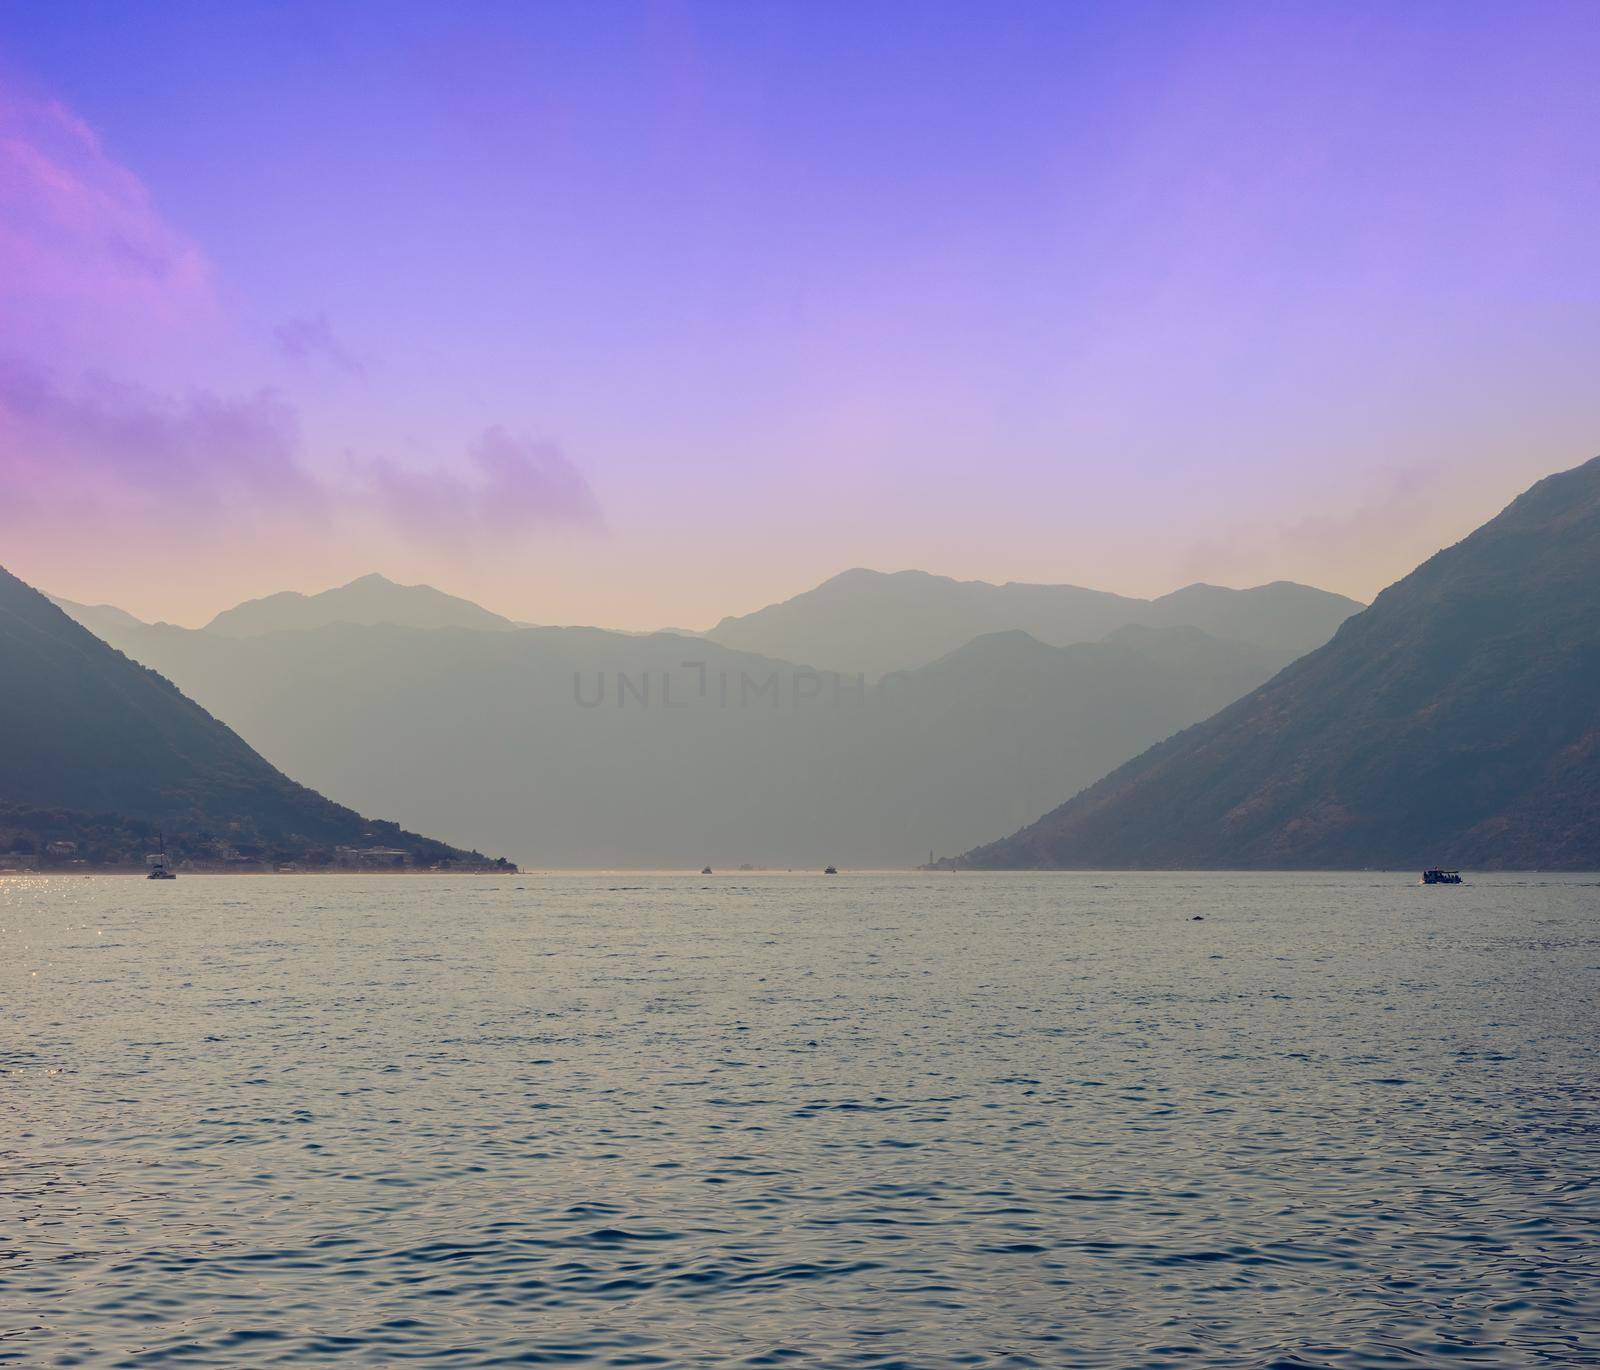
xmin=47 ymin=562 xmax=1371 ymax=635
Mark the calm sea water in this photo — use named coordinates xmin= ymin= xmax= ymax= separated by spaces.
xmin=3 ymin=872 xmax=1597 ymax=1368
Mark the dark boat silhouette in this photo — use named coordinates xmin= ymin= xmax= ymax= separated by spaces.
xmin=146 ymin=832 xmax=177 ymax=880
xmin=823 ymin=865 xmax=837 ymax=875
xmin=1421 ymin=868 xmax=1462 ymax=885
xmin=701 ymin=866 xmax=713 ymax=875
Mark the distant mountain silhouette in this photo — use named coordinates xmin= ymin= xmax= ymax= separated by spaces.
xmin=1 ymin=566 xmax=509 ymax=870
xmin=704 ymin=568 xmax=1362 ymax=679
xmin=1138 ymin=582 xmax=1367 ymax=653
xmin=65 ymin=613 xmax=1296 ymax=868
xmin=951 ymin=456 xmax=1600 ymax=871
xmin=47 ymin=595 xmax=151 ymax=639
xmin=205 ymin=573 xmax=517 ymax=636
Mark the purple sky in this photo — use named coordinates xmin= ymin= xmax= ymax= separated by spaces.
xmin=2 ymin=0 xmax=1598 ymax=627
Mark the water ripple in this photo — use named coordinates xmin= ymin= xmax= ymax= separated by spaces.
xmin=1 ymin=871 xmax=1597 ymax=1366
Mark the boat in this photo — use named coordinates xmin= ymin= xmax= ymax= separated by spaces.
xmin=146 ymin=832 xmax=177 ymax=880
xmin=1421 ymin=868 xmax=1461 ymax=885
xmin=701 ymin=866 xmax=713 ymax=875
xmin=823 ymin=865 xmax=837 ymax=875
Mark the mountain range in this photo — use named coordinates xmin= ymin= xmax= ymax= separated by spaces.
xmin=705 ymin=569 xmax=1362 ymax=679
xmin=203 ymin=572 xmax=522 ymax=636
xmin=20 ymin=459 xmax=1599 ymax=871
xmin=49 ymin=573 xmax=1351 ymax=867
xmin=951 ymin=455 xmax=1600 ymax=870
xmin=1 ymin=566 xmax=512 ymax=872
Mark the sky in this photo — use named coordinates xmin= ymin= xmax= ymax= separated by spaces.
xmin=2 ymin=0 xmax=1598 ymax=629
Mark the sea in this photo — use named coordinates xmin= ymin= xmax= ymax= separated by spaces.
xmin=3 ymin=871 xmax=1597 ymax=1368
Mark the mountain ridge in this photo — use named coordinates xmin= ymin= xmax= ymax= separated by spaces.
xmin=705 ymin=569 xmax=1362 ymax=679
xmin=947 ymin=455 xmax=1600 ymax=871
xmin=59 ymin=611 xmax=1297 ymax=868
xmin=204 ymin=573 xmax=519 ymax=637
xmin=1 ymin=565 xmax=513 ymax=871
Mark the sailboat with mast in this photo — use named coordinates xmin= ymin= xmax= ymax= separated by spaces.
xmin=146 ymin=832 xmax=177 ymax=880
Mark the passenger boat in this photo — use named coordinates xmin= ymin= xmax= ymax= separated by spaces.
xmin=1421 ymin=868 xmax=1461 ymax=885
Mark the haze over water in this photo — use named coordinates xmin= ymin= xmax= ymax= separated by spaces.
xmin=5 ymin=872 xmax=1597 ymax=1367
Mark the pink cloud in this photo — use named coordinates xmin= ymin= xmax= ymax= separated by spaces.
xmin=0 ymin=83 xmax=600 ymax=563
xmin=0 ymin=88 xmax=213 ymax=325
xmin=363 ymin=426 xmax=604 ymax=548
xmin=0 ymin=359 xmax=314 ymax=521
xmin=274 ymin=313 xmax=369 ymax=378
xmin=0 ymin=362 xmax=601 ymax=549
